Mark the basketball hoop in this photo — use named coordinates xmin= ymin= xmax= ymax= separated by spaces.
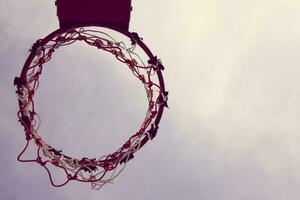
xmin=14 ymin=0 xmax=167 ymax=190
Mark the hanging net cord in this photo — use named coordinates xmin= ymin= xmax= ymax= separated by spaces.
xmin=14 ymin=28 xmax=168 ymax=190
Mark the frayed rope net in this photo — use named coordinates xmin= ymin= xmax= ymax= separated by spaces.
xmin=14 ymin=28 xmax=168 ymax=190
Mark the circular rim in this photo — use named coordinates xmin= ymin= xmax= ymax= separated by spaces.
xmin=15 ymin=25 xmax=168 ymax=189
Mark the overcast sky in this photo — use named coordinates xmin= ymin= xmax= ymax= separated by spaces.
xmin=1 ymin=0 xmax=300 ymax=199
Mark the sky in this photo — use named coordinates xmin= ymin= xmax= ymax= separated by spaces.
xmin=1 ymin=0 xmax=300 ymax=199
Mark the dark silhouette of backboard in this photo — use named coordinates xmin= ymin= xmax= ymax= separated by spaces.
xmin=56 ymin=0 xmax=132 ymax=30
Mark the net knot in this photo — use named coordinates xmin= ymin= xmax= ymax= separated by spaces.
xmin=68 ymin=174 xmax=77 ymax=180
xmin=36 ymin=157 xmax=46 ymax=166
